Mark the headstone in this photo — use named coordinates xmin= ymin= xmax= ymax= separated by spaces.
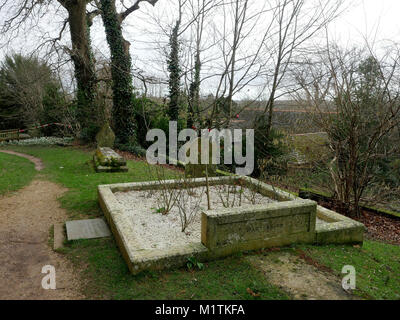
xmin=66 ymin=219 xmax=111 ymax=241
xmin=185 ymin=137 xmax=218 ymax=178
xmin=94 ymin=147 xmax=128 ymax=173
xmin=96 ymin=123 xmax=115 ymax=148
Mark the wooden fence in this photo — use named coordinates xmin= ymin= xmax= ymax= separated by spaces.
xmin=0 ymin=130 xmax=20 ymax=142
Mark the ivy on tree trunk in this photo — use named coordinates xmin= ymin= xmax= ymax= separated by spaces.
xmin=100 ymin=0 xmax=137 ymax=145
xmin=60 ymin=0 xmax=98 ymax=141
xmin=188 ymin=52 xmax=201 ymax=128
xmin=167 ymin=20 xmax=181 ymax=122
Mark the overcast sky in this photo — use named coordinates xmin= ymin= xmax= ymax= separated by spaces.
xmin=2 ymin=1 xmax=400 ymax=54
xmin=120 ymin=0 xmax=400 ymax=97
xmin=1 ymin=0 xmax=400 ymax=98
xmin=329 ymin=0 xmax=400 ymax=47
xmin=119 ymin=0 xmax=400 ymax=66
xmin=2 ymin=1 xmax=400 ymax=57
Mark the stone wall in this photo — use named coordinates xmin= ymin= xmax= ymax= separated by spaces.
xmin=201 ymin=200 xmax=317 ymax=253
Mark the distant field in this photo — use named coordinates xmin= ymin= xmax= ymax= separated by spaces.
xmin=233 ymin=102 xmax=335 ymax=133
xmin=245 ymin=108 xmax=337 ymax=114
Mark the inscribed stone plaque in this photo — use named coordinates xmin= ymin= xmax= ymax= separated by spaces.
xmin=201 ymin=200 xmax=317 ymax=250
xmin=66 ymin=219 xmax=111 ymax=241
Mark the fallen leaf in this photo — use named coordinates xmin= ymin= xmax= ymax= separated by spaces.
xmin=177 ymin=290 xmax=186 ymax=296
xmin=247 ymin=288 xmax=260 ymax=297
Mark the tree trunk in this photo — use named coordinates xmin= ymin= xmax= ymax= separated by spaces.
xmin=188 ymin=51 xmax=201 ymax=128
xmin=100 ymin=0 xmax=137 ymax=145
xmin=60 ymin=0 xmax=98 ymax=140
xmin=168 ymin=19 xmax=181 ymax=123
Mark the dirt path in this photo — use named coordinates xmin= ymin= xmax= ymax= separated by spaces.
xmin=0 ymin=151 xmax=83 ymax=300
xmin=246 ymin=251 xmax=355 ymax=300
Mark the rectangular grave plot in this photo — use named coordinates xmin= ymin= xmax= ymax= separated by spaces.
xmin=98 ymin=177 xmax=364 ymax=274
xmin=201 ymin=200 xmax=317 ymax=250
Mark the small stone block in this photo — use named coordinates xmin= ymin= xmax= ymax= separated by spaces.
xmin=66 ymin=219 xmax=111 ymax=241
xmin=53 ymin=223 xmax=65 ymax=250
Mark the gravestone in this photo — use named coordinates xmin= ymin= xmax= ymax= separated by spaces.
xmin=185 ymin=138 xmax=218 ymax=178
xmin=96 ymin=123 xmax=115 ymax=148
xmin=94 ymin=147 xmax=128 ymax=173
xmin=66 ymin=219 xmax=111 ymax=241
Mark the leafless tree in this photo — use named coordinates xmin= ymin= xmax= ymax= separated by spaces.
xmin=293 ymin=43 xmax=400 ymax=215
xmin=256 ymin=0 xmax=344 ymax=136
xmin=0 ymin=0 xmax=101 ymax=138
xmin=180 ymin=0 xmax=343 ymax=130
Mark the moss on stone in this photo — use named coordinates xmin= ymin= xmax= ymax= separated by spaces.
xmin=96 ymin=123 xmax=115 ymax=148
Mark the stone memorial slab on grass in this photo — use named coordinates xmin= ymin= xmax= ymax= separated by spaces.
xmin=94 ymin=147 xmax=128 ymax=173
xmin=66 ymin=219 xmax=111 ymax=241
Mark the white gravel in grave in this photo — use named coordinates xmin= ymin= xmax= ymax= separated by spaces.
xmin=114 ymin=186 xmax=278 ymax=250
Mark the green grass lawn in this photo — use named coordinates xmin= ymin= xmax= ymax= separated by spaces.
xmin=0 ymin=151 xmax=36 ymax=195
xmin=297 ymin=241 xmax=400 ymax=300
xmin=289 ymin=133 xmax=330 ymax=164
xmin=68 ymin=239 xmax=288 ymax=300
xmin=3 ymin=145 xmax=181 ymax=219
xmin=3 ymin=145 xmax=399 ymax=300
xmin=3 ymin=145 xmax=288 ymax=300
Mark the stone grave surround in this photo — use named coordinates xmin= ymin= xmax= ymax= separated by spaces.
xmin=98 ymin=176 xmax=365 ymax=275
xmin=94 ymin=147 xmax=128 ymax=173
